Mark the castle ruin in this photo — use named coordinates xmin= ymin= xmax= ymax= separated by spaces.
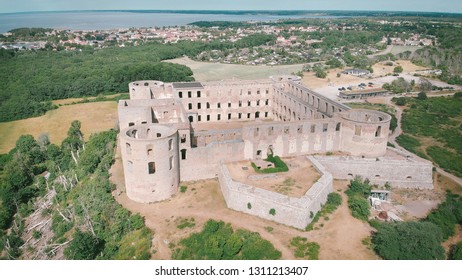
xmin=117 ymin=75 xmax=433 ymax=229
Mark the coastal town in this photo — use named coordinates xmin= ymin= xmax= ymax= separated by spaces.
xmin=1 ymin=18 xmax=436 ymax=66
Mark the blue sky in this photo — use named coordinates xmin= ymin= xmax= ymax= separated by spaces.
xmin=0 ymin=0 xmax=461 ymax=13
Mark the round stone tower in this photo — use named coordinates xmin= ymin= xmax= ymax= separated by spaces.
xmin=339 ymin=109 xmax=391 ymax=157
xmin=120 ymin=124 xmax=180 ymax=203
xmin=129 ymin=80 xmax=166 ymax=100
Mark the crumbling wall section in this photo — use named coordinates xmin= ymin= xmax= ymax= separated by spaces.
xmin=218 ymin=156 xmax=333 ymax=229
xmin=315 ymin=148 xmax=433 ymax=189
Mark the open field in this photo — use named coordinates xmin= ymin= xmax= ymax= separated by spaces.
xmin=0 ymin=101 xmax=117 ymax=153
xmin=389 ymin=45 xmax=423 ymax=55
xmin=165 ymin=57 xmax=303 ymax=81
xmin=226 ymin=156 xmax=320 ymax=198
xmin=52 ymin=93 xmax=123 ymax=105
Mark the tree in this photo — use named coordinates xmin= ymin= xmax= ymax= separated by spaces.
xmin=417 ymin=92 xmax=428 ymax=100
xmin=348 ymin=196 xmax=370 ymax=221
xmin=450 ymin=241 xmax=462 ymax=260
xmin=64 ymin=230 xmax=105 ymax=260
xmin=419 ymin=78 xmax=433 ymax=92
xmin=372 ymin=221 xmax=445 ymax=260
xmin=314 ymin=66 xmax=327 ymax=79
xmin=326 ymin=58 xmax=342 ymax=68
xmin=394 ymin=97 xmax=407 ymax=106
xmin=389 ymin=77 xmax=410 ymax=93
xmin=393 ymin=65 xmax=403 ymax=73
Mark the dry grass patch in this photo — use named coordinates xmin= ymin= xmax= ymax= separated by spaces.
xmin=0 ymin=101 xmax=117 ymax=153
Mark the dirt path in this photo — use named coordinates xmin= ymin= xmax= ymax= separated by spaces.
xmin=309 ymin=181 xmax=378 ymax=260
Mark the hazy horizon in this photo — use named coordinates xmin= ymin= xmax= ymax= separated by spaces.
xmin=1 ymin=0 xmax=461 ymax=14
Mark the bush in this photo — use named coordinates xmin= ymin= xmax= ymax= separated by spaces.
xmin=393 ymin=65 xmax=403 ymax=73
xmin=247 ymin=203 xmax=252 ymax=209
xmin=64 ymin=230 xmax=105 ymax=260
xmin=345 ymin=177 xmax=371 ymax=221
xmin=425 ymin=193 xmax=462 ymax=240
xmin=321 ymin=192 xmax=342 ymax=215
xmin=393 ymin=97 xmax=407 ymax=106
xmin=290 ymin=236 xmax=320 ymax=260
xmin=348 ymin=196 xmax=370 ymax=221
xmin=180 ymin=186 xmax=187 ymax=193
xmin=372 ymin=221 xmax=445 ymax=260
xmin=346 ymin=176 xmax=372 ymax=198
xmin=450 ymin=241 xmax=462 ymax=260
xmin=269 ymin=208 xmax=276 ymax=216
xmin=172 ymin=219 xmax=281 ymax=260
xmin=251 ymin=155 xmax=288 ymax=174
xmin=416 ymin=91 xmax=428 ymax=100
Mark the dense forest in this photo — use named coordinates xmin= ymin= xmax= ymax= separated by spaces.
xmin=0 ymin=122 xmax=151 ymax=259
xmin=0 ymin=33 xmax=277 ymax=122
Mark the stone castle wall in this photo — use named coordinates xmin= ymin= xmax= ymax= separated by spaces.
xmin=315 ymin=147 xmax=433 ymax=189
xmin=218 ymin=156 xmax=333 ymax=229
xmin=117 ymin=76 xmax=429 ymax=220
xmin=120 ymin=124 xmax=180 ymax=202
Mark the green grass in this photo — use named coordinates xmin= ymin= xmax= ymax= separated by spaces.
xmin=176 ymin=217 xmax=196 ymax=230
xmin=396 ymin=96 xmax=462 ymax=176
xmin=172 ymin=219 xmax=281 ymax=260
xmin=251 ymin=155 xmax=289 ymax=174
xmin=113 ymin=228 xmax=152 ymax=260
xmin=289 ymin=236 xmax=320 ymax=260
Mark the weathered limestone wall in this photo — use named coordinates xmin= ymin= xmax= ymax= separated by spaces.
xmin=179 ymin=140 xmax=246 ymax=181
xmin=339 ymin=109 xmax=391 ymax=157
xmin=218 ymin=156 xmax=333 ymax=229
xmin=241 ymin=120 xmax=342 ymax=159
xmin=273 ymin=81 xmax=350 ymax=121
xmin=120 ymin=124 xmax=180 ymax=203
xmin=129 ymin=80 xmax=172 ymax=100
xmin=176 ymin=80 xmax=275 ymax=123
xmin=315 ymin=148 xmax=433 ymax=189
xmin=118 ymin=99 xmax=186 ymax=130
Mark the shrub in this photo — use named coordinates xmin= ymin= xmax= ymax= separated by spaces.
xmin=176 ymin=217 xmax=196 ymax=230
xmin=425 ymin=192 xmax=462 ymax=240
xmin=393 ymin=65 xmax=403 ymax=73
xmin=251 ymin=155 xmax=288 ymax=174
xmin=269 ymin=208 xmax=276 ymax=216
xmin=64 ymin=230 xmax=105 ymax=260
xmin=348 ymin=196 xmax=370 ymax=221
xmin=247 ymin=202 xmax=252 ymax=209
xmin=393 ymin=97 xmax=407 ymax=106
xmin=450 ymin=241 xmax=462 ymax=260
xmin=290 ymin=236 xmax=320 ymax=260
xmin=416 ymin=91 xmax=428 ymax=100
xmin=180 ymin=186 xmax=187 ymax=193
xmin=346 ymin=176 xmax=372 ymax=198
xmin=172 ymin=219 xmax=281 ymax=260
xmin=372 ymin=221 xmax=445 ymax=260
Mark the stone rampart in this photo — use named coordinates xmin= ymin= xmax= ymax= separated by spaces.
xmin=218 ymin=156 xmax=333 ymax=229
